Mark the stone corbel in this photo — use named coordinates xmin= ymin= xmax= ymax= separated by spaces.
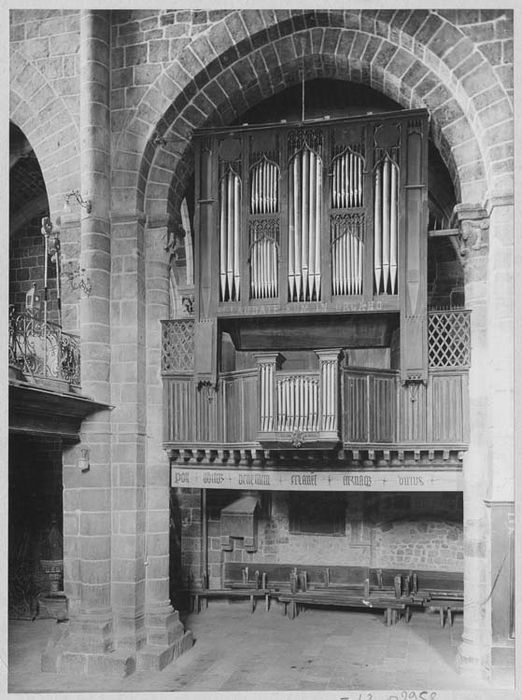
xmin=453 ymin=204 xmax=489 ymax=265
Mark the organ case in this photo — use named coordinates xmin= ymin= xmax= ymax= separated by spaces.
xmin=193 ymin=109 xmax=429 ymax=382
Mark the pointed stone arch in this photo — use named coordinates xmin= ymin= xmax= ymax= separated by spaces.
xmin=10 ymin=48 xmax=81 ymax=220
xmin=109 ymin=10 xmax=511 ymax=222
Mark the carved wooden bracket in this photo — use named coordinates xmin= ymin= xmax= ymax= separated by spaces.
xmin=197 ymin=379 xmax=218 ymax=402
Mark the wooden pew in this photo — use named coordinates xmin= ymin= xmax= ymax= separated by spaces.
xmin=278 ymin=590 xmax=410 ymax=625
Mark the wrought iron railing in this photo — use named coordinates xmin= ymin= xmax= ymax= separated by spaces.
xmin=9 ymin=307 xmax=81 ymax=386
xmin=428 ymin=309 xmax=471 ymax=369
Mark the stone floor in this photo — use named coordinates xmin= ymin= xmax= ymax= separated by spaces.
xmin=8 ymin=601 xmax=515 ymax=695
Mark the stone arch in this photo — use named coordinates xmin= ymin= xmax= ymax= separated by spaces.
xmin=112 ymin=10 xmax=511 ymax=221
xmin=10 ymin=48 xmax=80 ymax=221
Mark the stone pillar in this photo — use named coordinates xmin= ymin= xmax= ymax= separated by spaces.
xmin=44 ymin=10 xmax=135 ymax=675
xmin=109 ymin=212 xmax=147 ymax=655
xmin=140 ymin=221 xmax=192 ymax=669
xmin=484 ymin=197 xmax=514 ymax=679
xmin=455 ymin=204 xmax=491 ymax=677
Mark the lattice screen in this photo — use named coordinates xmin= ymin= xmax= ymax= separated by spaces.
xmin=161 ymin=319 xmax=194 ymax=372
xmin=428 ymin=310 xmax=470 ymax=368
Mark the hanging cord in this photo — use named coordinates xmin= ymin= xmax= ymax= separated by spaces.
xmin=460 ymin=547 xmax=508 ymax=609
xmin=480 ymin=547 xmax=508 ymax=606
xmin=301 ymin=67 xmax=305 ymax=122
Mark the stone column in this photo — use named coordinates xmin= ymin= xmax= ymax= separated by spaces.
xmin=109 ymin=212 xmax=148 ymax=656
xmin=44 ymin=10 xmax=135 ymax=675
xmin=455 ymin=204 xmax=491 ymax=677
xmin=140 ymin=221 xmax=192 ymax=669
xmin=484 ymin=197 xmax=514 ymax=678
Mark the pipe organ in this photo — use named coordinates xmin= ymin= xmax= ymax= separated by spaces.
xmin=219 ymin=163 xmax=241 ymax=302
xmin=288 ymin=141 xmax=322 ymax=302
xmin=194 ymin=109 xmax=428 ymax=387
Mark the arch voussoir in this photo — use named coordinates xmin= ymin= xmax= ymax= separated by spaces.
xmin=113 ymin=12 xmax=510 ymax=219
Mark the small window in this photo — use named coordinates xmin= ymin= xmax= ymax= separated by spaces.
xmin=289 ymin=493 xmax=345 ymax=535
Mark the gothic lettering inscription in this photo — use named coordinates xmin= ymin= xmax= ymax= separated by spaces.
xmin=290 ymin=473 xmax=317 ymax=487
xmin=238 ymin=472 xmax=271 ymax=486
xmin=171 ymin=468 xmax=462 ymax=492
xmin=343 ymin=474 xmax=372 ymax=487
xmin=202 ymin=471 xmax=225 ymax=485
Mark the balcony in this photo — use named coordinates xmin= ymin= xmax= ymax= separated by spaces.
xmin=8 ymin=308 xmax=112 ymax=441
xmin=9 ymin=307 xmax=80 ymax=387
xmin=161 ymin=309 xmax=470 ymax=459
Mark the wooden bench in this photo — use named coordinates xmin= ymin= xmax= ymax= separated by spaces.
xmin=189 ymin=563 xmax=273 ymax=613
xmin=191 ymin=587 xmax=270 ymax=614
xmin=426 ymin=592 xmax=464 ymax=627
xmin=278 ymin=590 xmax=410 ymax=625
xmin=413 ymin=570 xmax=463 ymax=625
xmin=414 ymin=570 xmax=463 ymax=599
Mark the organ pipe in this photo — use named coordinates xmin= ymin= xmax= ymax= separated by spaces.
xmin=331 ymin=148 xmax=363 ymax=210
xmin=373 ymin=155 xmax=399 ymax=295
xmin=249 ymin=158 xmax=280 ymax=300
xmin=275 ymin=374 xmax=319 ymax=432
xmin=250 ymin=158 xmax=279 ymax=215
xmin=330 ymin=148 xmax=364 ymax=296
xmin=288 ymin=147 xmax=322 ymax=302
xmin=219 ymin=167 xmax=241 ymax=302
xmin=331 ymin=214 xmax=364 ymax=296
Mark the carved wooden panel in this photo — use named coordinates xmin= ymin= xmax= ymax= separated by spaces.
xmin=369 ymin=372 xmax=397 ymax=442
xmin=427 ymin=371 xmax=467 ymax=443
xmin=398 ymin=381 xmax=427 ymax=443
xmin=165 ymin=377 xmax=195 ymax=442
xmin=428 ymin=310 xmax=471 ymax=368
xmin=161 ymin=319 xmax=194 ymax=373
xmin=342 ymin=370 xmax=369 ymax=442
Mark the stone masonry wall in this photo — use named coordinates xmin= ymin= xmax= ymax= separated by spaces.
xmin=10 ymin=9 xmax=513 ymax=233
xmin=177 ymin=490 xmax=463 ymax=590
xmin=10 ymin=10 xmax=81 ymax=216
xmin=9 ymin=216 xmax=59 ymax=322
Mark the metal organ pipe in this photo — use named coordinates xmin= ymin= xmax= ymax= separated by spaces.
xmin=276 ymin=374 xmax=319 ymax=432
xmin=389 ymin=163 xmax=398 ymax=294
xmin=331 ymin=150 xmax=364 ymax=296
xmin=249 ymin=159 xmax=279 ymax=300
xmin=374 ymin=166 xmax=382 ymax=293
xmin=219 ymin=167 xmax=241 ymax=302
xmin=234 ymin=174 xmax=240 ymax=299
xmin=219 ymin=177 xmax=227 ymax=300
xmin=382 ymin=158 xmax=390 ymax=293
xmin=288 ymin=148 xmax=322 ymax=302
xmin=373 ymin=155 xmax=398 ymax=295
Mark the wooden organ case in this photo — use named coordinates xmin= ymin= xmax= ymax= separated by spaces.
xmin=194 ymin=109 xmax=429 ymax=389
xmin=164 ymin=108 xmax=469 ymax=472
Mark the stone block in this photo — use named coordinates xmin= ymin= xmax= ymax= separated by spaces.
xmin=148 ymin=39 xmax=169 ymax=63
xmin=80 ymin=536 xmax=111 ymax=561
xmin=137 ymin=631 xmax=193 ymax=671
xmin=125 ymin=42 xmax=148 ymax=66
xmin=134 ymin=62 xmax=162 ymax=85
xmin=387 ymin=47 xmax=415 ymax=80
xmin=86 ymin=651 xmax=136 ymax=676
xmin=80 ymin=511 xmax=111 ymax=536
